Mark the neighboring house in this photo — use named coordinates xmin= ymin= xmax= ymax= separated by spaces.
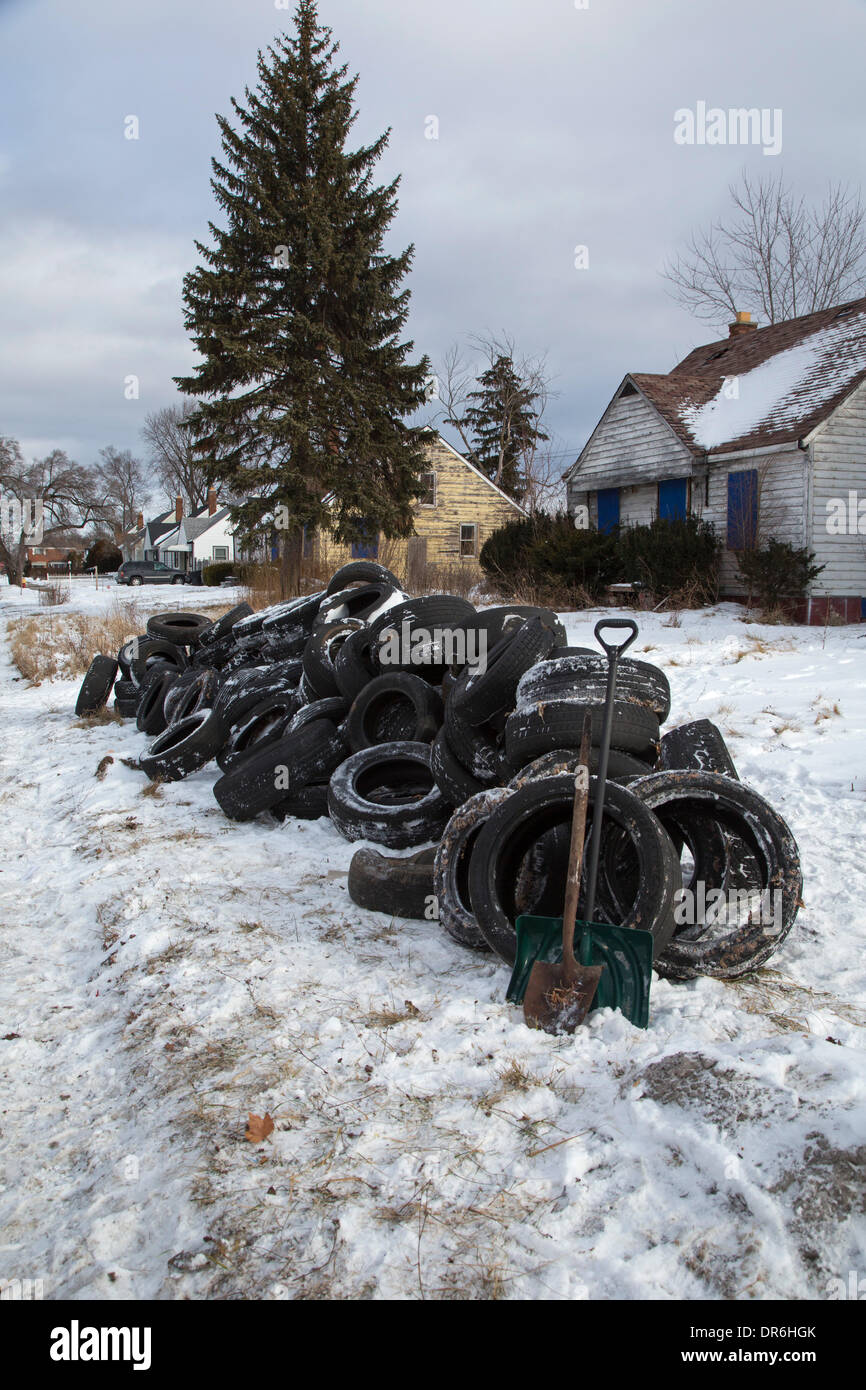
xmin=157 ymin=490 xmax=237 ymax=575
xmin=312 ymin=432 xmax=527 ymax=586
xmin=25 ymin=545 xmax=80 ymax=573
xmin=564 ymin=299 xmax=866 ymax=622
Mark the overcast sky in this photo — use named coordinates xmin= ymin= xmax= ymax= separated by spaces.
xmin=1 ymin=0 xmax=864 ymax=499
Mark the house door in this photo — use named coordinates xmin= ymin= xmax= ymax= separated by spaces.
xmin=597 ymin=488 xmax=620 ymax=534
xmin=351 ymin=524 xmax=379 ymax=560
xmin=658 ymin=478 xmax=689 ymax=522
xmin=407 ymin=537 xmax=427 ymax=590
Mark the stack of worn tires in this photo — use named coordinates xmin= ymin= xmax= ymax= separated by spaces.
xmin=75 ymin=564 xmax=802 ymax=985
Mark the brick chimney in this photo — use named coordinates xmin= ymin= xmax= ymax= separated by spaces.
xmin=175 ymin=496 xmax=183 ymax=524
xmin=208 ymin=486 xmax=217 ymax=516
xmin=728 ymin=310 xmax=757 ymax=338
xmin=136 ymin=511 xmax=144 ymax=531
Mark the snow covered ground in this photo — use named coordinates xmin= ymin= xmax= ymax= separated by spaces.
xmin=0 ymin=583 xmax=864 ymax=1301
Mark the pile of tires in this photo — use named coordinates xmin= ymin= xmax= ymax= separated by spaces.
xmin=75 ymin=575 xmax=802 ymax=981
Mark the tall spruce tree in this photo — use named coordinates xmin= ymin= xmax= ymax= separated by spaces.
xmin=175 ymin=0 xmax=430 ymax=592
xmin=460 ymin=356 xmax=548 ymax=500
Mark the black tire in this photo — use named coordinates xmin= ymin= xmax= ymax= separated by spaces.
xmin=214 ymin=663 xmax=303 ymax=729
xmin=659 ymin=720 xmax=739 ymax=779
xmin=468 ymin=775 xmax=682 ymax=964
xmin=433 ymin=789 xmax=514 ymax=950
xmin=263 ymin=626 xmax=309 ymax=661
xmin=75 ymin=655 xmax=118 ymax=716
xmin=129 ymin=575 xmax=143 ymax=586
xmin=334 ymin=626 xmax=378 ymax=701
xmin=138 ymin=709 xmax=225 ymax=782
xmin=504 ymin=701 xmax=660 ymax=767
xmin=118 ymin=637 xmax=146 ymax=681
xmin=348 ymin=846 xmax=438 ymax=920
xmin=315 ymin=582 xmax=403 ymax=631
xmin=443 ymin=696 xmax=505 ymax=783
xmin=288 ymin=696 xmax=350 ymax=733
xmin=136 ymin=663 xmax=179 ymax=736
xmin=198 ymin=603 xmax=254 ymax=645
xmin=346 ymin=673 xmax=443 ymax=753
xmin=516 ymin=653 xmax=672 ymax=724
xmin=459 ymin=605 xmax=567 ymax=649
xmin=508 ymin=747 xmax=656 ymax=787
xmin=367 ymin=596 xmax=477 ymax=661
xmin=259 ymin=592 xmax=326 ymax=636
xmin=430 ymin=727 xmax=488 ymax=807
xmin=214 ymin=720 xmax=346 ymax=821
xmin=328 ymin=741 xmax=451 ymax=850
xmin=217 ymin=693 xmax=300 ymax=773
xmin=114 ymin=694 xmax=139 ymax=718
xmin=114 ymin=677 xmax=138 ymax=704
xmin=452 ymin=618 xmax=556 ymax=725
xmin=270 ymin=783 xmax=331 ymax=822
xmin=327 ymin=561 xmax=401 ymax=593
xmin=145 ymin=611 xmax=213 ymax=647
xmin=302 ymin=619 xmax=366 ymax=700
xmin=164 ymin=667 xmax=220 ymax=725
xmin=627 ymin=770 xmax=802 ymax=979
xmin=127 ymin=637 xmax=188 ymax=686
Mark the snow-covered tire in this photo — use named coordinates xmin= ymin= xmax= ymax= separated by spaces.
xmin=468 ymin=775 xmax=682 ymax=964
xmin=214 ymin=720 xmax=347 ymax=822
xmin=326 ymin=561 xmax=401 ymax=593
xmin=459 ymin=605 xmax=567 ymax=649
xmin=334 ymin=626 xmax=378 ymax=701
xmin=451 ymin=618 xmax=556 ymax=725
xmin=433 ymin=788 xmax=514 ymax=951
xmin=504 ymin=701 xmax=660 ymax=767
xmin=348 ymin=846 xmax=437 ymax=920
xmin=314 ymin=582 xmax=402 ymax=631
xmin=75 ymin=655 xmax=118 ymax=716
xmin=135 ymin=663 xmax=179 ymax=736
xmin=430 ymin=727 xmax=488 ymax=807
xmin=288 ymin=696 xmax=350 ymax=733
xmin=198 ymin=603 xmax=254 ymax=645
xmin=628 ymin=770 xmax=803 ymax=979
xmin=508 ymin=747 xmax=656 ymax=787
xmin=302 ymin=619 xmax=366 ymax=700
xmin=138 ymin=709 xmax=225 ymax=782
xmin=217 ymin=693 xmax=300 ymax=773
xmin=443 ymin=696 xmax=505 ymax=783
xmin=368 ymin=596 xmax=477 ymax=667
xmin=145 ymin=611 xmax=213 ymax=647
xmin=328 ymin=741 xmax=451 ymax=850
xmin=164 ymin=667 xmax=220 ymax=726
xmin=346 ymin=673 xmax=443 ymax=752
xmin=659 ymin=719 xmax=739 ymax=779
xmin=128 ymin=637 xmax=188 ymax=686
xmin=214 ymin=662 xmax=302 ymax=728
xmin=515 ymin=654 xmax=671 ymax=724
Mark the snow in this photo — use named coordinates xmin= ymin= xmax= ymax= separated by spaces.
xmin=680 ymin=311 xmax=866 ymax=450
xmin=1 ymin=587 xmax=865 ymax=1300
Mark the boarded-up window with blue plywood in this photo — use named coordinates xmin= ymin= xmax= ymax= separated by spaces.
xmin=727 ymin=470 xmax=758 ymax=550
xmin=597 ymin=488 xmax=620 ymax=534
xmin=351 ymin=524 xmax=379 ymax=560
xmin=658 ymin=477 xmax=689 ymax=522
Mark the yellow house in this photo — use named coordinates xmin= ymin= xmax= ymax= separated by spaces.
xmin=310 ymin=432 xmax=527 ymax=588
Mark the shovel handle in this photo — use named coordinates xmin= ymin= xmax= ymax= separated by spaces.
xmin=561 ymin=713 xmax=592 ymax=971
xmin=593 ymin=618 xmax=638 ymax=660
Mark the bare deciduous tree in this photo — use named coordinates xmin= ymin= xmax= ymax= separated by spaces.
xmin=0 ymin=441 xmax=106 ymax=586
xmin=663 ymin=171 xmax=866 ymax=327
xmin=142 ymin=401 xmax=215 ymax=515
xmin=94 ymin=446 xmax=150 ymax=534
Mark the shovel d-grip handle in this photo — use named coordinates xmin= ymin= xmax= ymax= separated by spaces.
xmin=585 ymin=618 xmax=640 ymax=924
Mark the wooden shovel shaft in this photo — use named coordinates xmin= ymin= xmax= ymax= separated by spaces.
xmin=561 ymin=714 xmax=593 ymax=973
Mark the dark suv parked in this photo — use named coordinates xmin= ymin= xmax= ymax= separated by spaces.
xmin=116 ymin=560 xmax=186 ymax=586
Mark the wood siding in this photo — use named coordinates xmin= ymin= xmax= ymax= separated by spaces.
xmin=566 ymin=388 xmax=693 ymax=506
xmin=314 ymin=436 xmax=525 ymax=585
xmin=809 ymin=381 xmax=866 ymax=597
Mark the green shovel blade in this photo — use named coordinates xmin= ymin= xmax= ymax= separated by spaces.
xmin=508 ymin=915 xmax=654 ymax=1029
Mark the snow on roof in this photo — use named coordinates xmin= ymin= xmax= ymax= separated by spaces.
xmin=679 ymin=311 xmax=866 ymax=451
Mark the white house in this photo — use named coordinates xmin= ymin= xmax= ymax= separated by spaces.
xmin=564 ymin=297 xmax=866 ymax=623
xmin=157 ymin=490 xmax=237 ymax=575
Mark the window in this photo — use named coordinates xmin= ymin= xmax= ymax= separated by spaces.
xmin=351 ymin=524 xmax=379 ymax=560
xmin=727 ymin=470 xmax=758 ymax=550
xmin=597 ymin=488 xmax=620 ymax=534
xmin=658 ymin=478 xmax=689 ymax=522
xmin=302 ymin=526 xmax=313 ymax=559
xmin=460 ymin=523 xmax=477 ymax=557
xmin=417 ymin=471 xmax=437 ymax=507
xmin=212 ymin=546 xmax=229 ymax=562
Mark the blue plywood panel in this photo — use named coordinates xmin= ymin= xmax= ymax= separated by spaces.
xmin=658 ymin=478 xmax=688 ymax=522
xmin=727 ymin=470 xmax=758 ymax=549
xmin=597 ymin=488 xmax=620 ymax=534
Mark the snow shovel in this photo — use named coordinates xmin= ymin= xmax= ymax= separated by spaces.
xmin=509 ymin=619 xmax=654 ymax=1029
xmin=522 ymin=715 xmax=602 ymax=1032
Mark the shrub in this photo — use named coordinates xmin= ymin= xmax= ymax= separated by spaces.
xmin=84 ymin=538 xmax=122 ymax=573
xmin=736 ymin=540 xmax=825 ymax=609
xmin=202 ymin=561 xmax=245 ymax=586
xmin=480 ymin=514 xmax=619 ymax=600
xmin=617 ymin=516 xmax=721 ymax=601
